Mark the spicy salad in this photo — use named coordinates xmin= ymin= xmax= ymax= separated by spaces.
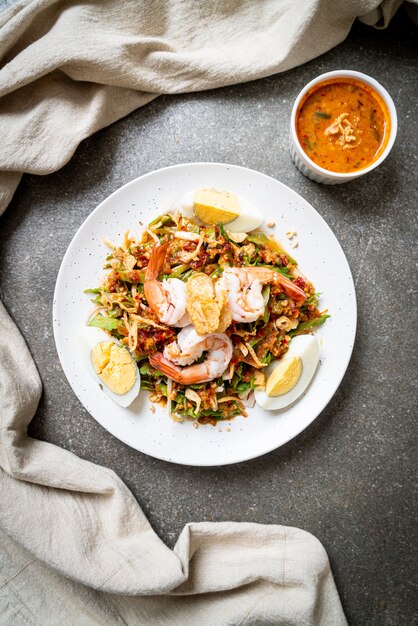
xmin=85 ymin=194 xmax=328 ymax=424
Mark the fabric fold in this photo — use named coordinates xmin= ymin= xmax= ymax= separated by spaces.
xmin=0 ymin=300 xmax=186 ymax=594
xmin=0 ymin=0 xmax=409 ymax=215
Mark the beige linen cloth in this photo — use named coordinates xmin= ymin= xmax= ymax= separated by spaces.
xmin=0 ymin=0 xmax=412 ymax=623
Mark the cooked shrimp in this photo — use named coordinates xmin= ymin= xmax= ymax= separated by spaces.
xmin=149 ymin=327 xmax=233 ymax=384
xmin=144 ymin=243 xmax=190 ymax=326
xmin=246 ymin=267 xmax=307 ymax=303
xmin=164 ymin=326 xmax=203 ymax=366
xmin=215 ymin=268 xmax=265 ymax=323
xmin=216 ymin=266 xmax=306 ymax=323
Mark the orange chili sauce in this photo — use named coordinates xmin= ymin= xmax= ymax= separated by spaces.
xmin=296 ymin=78 xmax=391 ymax=173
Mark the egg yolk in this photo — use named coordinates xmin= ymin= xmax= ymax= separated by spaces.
xmin=91 ymin=342 xmax=136 ymax=395
xmin=193 ymin=187 xmax=240 ymax=224
xmin=266 ymin=356 xmax=302 ymax=397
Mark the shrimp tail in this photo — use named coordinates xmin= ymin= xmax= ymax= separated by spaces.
xmin=149 ymin=352 xmax=185 ymax=384
xmin=244 ymin=267 xmax=273 ymax=284
xmin=145 ymin=243 xmax=169 ymax=281
xmin=150 ymin=351 xmax=217 ymax=384
xmin=144 ymin=243 xmax=169 ymax=316
xmin=246 ymin=267 xmax=305 ymax=301
xmin=274 ymin=273 xmax=306 ymax=303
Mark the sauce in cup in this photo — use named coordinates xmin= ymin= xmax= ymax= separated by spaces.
xmin=296 ymin=78 xmax=391 ymax=174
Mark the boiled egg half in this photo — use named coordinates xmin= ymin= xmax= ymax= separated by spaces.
xmin=254 ymin=335 xmax=319 ymax=410
xmin=78 ymin=326 xmax=141 ymax=407
xmin=178 ymin=187 xmax=263 ymax=232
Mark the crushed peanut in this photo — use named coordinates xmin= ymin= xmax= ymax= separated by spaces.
xmin=291 ymin=241 xmax=299 ymax=249
xmin=285 ymin=230 xmax=297 ymax=239
xmin=267 ymin=221 xmax=276 ymax=228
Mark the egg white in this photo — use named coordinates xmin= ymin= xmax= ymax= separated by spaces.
xmin=178 ymin=190 xmax=198 ymax=220
xmin=254 ymin=335 xmax=320 ymax=410
xmin=78 ymin=326 xmax=141 ymax=408
xmin=226 ymin=196 xmax=263 ymax=232
xmin=176 ymin=189 xmax=263 ymax=232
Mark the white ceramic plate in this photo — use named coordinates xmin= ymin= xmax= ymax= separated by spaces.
xmin=53 ymin=163 xmax=356 ymax=466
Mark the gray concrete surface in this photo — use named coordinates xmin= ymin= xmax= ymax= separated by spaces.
xmin=0 ymin=8 xmax=417 ymax=626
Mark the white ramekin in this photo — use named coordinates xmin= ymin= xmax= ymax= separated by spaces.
xmin=289 ymin=70 xmax=397 ymax=184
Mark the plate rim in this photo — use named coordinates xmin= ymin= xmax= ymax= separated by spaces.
xmin=53 ymin=162 xmax=357 ymax=466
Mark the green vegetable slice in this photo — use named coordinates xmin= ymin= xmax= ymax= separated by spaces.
xmin=88 ymin=314 xmax=120 ymax=332
xmin=262 ymin=285 xmax=270 ymax=323
xmin=84 ymin=288 xmax=102 ymax=294
xmin=149 ymin=214 xmax=174 ymax=228
xmin=256 ymin=263 xmax=290 ymax=277
xmin=169 ymin=264 xmax=188 ymax=279
xmin=219 ymin=223 xmax=231 ymax=242
xmin=289 ymin=313 xmax=330 ymax=336
xmin=314 ymin=111 xmax=331 ymax=119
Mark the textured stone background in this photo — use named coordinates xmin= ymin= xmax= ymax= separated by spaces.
xmin=0 ymin=5 xmax=417 ymax=625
